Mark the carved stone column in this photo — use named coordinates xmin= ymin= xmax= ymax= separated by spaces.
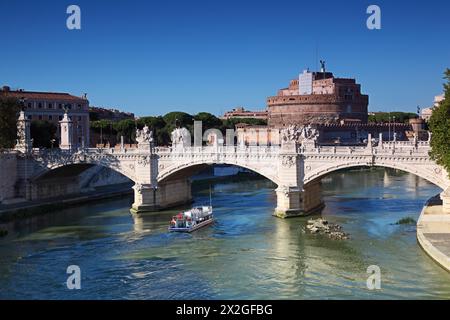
xmin=15 ymin=111 xmax=32 ymax=153
xmin=59 ymin=111 xmax=73 ymax=151
xmin=275 ymin=141 xmax=303 ymax=218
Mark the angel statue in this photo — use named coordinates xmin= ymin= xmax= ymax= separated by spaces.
xmin=136 ymin=125 xmax=154 ymax=144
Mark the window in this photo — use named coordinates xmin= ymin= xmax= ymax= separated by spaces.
xmin=78 ymin=116 xmax=82 ymax=121
xmin=49 ymin=115 xmax=53 ymax=120
xmin=59 ymin=116 xmax=63 ymax=121
xmin=58 ymin=104 xmax=63 ymax=109
xmin=67 ymin=104 xmax=72 ymax=109
xmin=77 ymin=104 xmax=82 ymax=109
xmin=48 ymin=102 xmax=53 ymax=109
xmin=38 ymin=115 xmax=43 ymax=120
xmin=38 ymin=102 xmax=42 ymax=108
xmin=27 ymin=103 xmax=32 ymax=108
xmin=27 ymin=115 xmax=32 ymax=120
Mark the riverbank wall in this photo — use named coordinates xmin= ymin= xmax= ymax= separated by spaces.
xmin=417 ymin=194 xmax=450 ymax=272
xmin=0 ymin=183 xmax=133 ymax=224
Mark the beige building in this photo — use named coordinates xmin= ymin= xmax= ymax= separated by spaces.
xmin=1 ymin=85 xmax=90 ymax=148
xmin=221 ymin=107 xmax=268 ymax=120
xmin=421 ymin=94 xmax=445 ymax=122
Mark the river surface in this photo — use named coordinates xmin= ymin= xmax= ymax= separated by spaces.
xmin=1 ymin=168 xmax=450 ymax=300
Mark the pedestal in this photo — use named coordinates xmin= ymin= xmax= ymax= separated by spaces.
xmin=130 ymin=183 xmax=158 ymax=214
xmin=274 ymin=186 xmax=302 ymax=218
xmin=274 ymin=181 xmax=325 ymax=219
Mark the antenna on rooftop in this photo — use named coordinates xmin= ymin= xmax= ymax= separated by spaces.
xmin=320 ymin=60 xmax=326 ymax=73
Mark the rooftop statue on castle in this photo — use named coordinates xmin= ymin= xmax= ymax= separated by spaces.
xmin=136 ymin=125 xmax=154 ymax=144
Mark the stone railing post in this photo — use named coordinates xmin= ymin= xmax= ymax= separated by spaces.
xmin=378 ymin=133 xmax=383 ymax=149
xmin=59 ymin=111 xmax=74 ymax=151
xmin=15 ymin=111 xmax=32 ymax=153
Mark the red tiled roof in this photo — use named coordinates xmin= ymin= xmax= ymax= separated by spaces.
xmin=2 ymin=90 xmax=86 ymax=102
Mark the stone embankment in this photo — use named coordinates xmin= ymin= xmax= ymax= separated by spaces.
xmin=417 ymin=195 xmax=450 ymax=272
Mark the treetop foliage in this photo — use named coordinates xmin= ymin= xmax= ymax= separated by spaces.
xmin=0 ymin=95 xmax=20 ymax=150
xmin=429 ymin=69 xmax=450 ymax=174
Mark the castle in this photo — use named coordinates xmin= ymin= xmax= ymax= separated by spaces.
xmin=267 ymin=64 xmax=369 ymax=127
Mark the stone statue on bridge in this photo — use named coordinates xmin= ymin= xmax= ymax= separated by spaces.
xmin=281 ymin=125 xmax=319 ymax=145
xmin=299 ymin=125 xmax=319 ymax=142
xmin=281 ymin=125 xmax=301 ymax=143
xmin=136 ymin=125 xmax=154 ymax=144
xmin=171 ymin=127 xmax=191 ymax=149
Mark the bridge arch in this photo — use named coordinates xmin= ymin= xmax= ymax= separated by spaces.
xmin=158 ymin=160 xmax=281 ymax=186
xmin=304 ymin=161 xmax=448 ymax=190
xmin=30 ymin=157 xmax=137 ymax=183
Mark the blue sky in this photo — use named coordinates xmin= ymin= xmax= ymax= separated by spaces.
xmin=0 ymin=0 xmax=448 ymax=116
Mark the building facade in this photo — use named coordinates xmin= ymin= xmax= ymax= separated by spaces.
xmin=421 ymin=94 xmax=445 ymax=122
xmin=1 ymin=85 xmax=90 ymax=148
xmin=267 ymin=69 xmax=369 ymax=127
xmin=221 ymin=107 xmax=268 ymax=120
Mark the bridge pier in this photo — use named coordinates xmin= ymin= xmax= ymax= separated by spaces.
xmin=131 ymin=183 xmax=158 ymax=213
xmin=301 ymin=180 xmax=324 ymax=214
xmin=131 ymin=178 xmax=193 ymax=214
xmin=274 ymin=186 xmax=302 ymax=218
xmin=274 ymin=181 xmax=324 ymax=218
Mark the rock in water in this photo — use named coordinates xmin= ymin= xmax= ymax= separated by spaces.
xmin=305 ymin=218 xmax=349 ymax=240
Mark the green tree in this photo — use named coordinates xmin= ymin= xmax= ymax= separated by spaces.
xmin=113 ymin=119 xmax=136 ymax=143
xmin=429 ymin=69 xmax=450 ymax=173
xmin=368 ymin=112 xmax=418 ymax=123
xmin=90 ymin=119 xmax=114 ymax=133
xmin=222 ymin=117 xmax=267 ymax=129
xmin=30 ymin=121 xmax=58 ymax=148
xmin=194 ymin=112 xmax=222 ymax=131
xmin=0 ymin=95 xmax=20 ymax=149
xmin=137 ymin=116 xmax=167 ymax=145
xmin=163 ymin=111 xmax=193 ymax=128
xmin=138 ymin=116 xmax=166 ymax=130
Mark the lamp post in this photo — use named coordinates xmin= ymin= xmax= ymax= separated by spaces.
xmin=388 ymin=114 xmax=391 ymax=142
xmin=393 ymin=116 xmax=396 ymax=142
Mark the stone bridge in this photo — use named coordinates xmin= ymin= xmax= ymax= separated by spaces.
xmin=2 ymin=112 xmax=450 ymax=217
